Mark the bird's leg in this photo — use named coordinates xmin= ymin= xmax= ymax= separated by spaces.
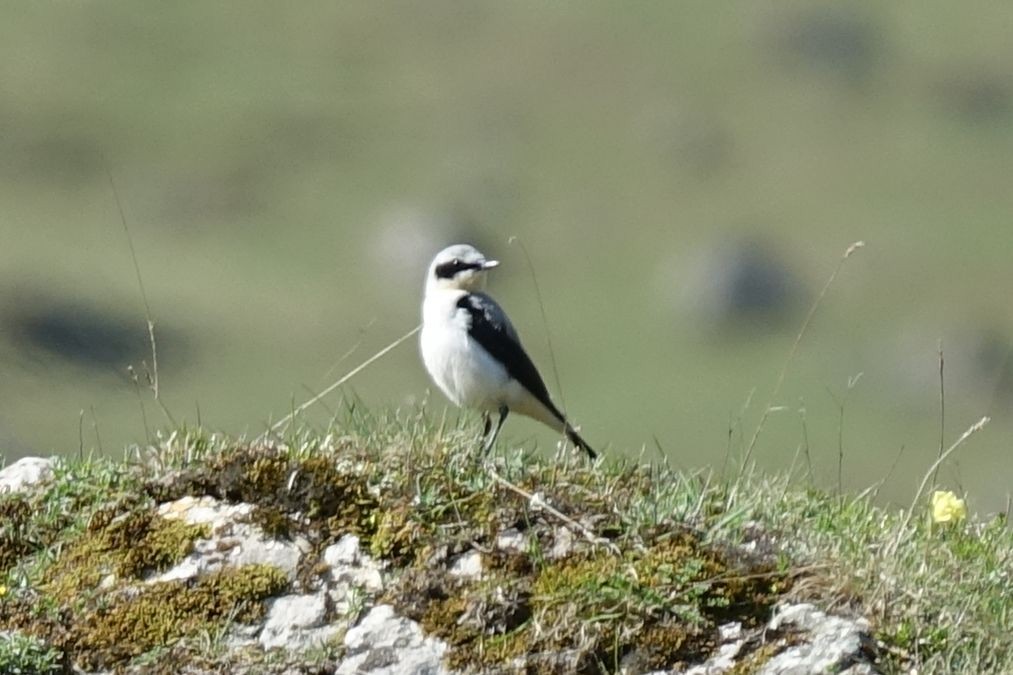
xmin=482 ymin=405 xmax=509 ymax=455
xmin=476 ymin=411 xmax=492 ymax=453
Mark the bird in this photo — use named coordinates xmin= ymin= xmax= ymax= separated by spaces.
xmin=420 ymin=243 xmax=597 ymax=459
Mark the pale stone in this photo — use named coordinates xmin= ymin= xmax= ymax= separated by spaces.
xmin=337 ymin=604 xmax=449 ymax=675
xmin=548 ymin=526 xmax=575 ymax=560
xmin=324 ymin=534 xmax=362 ymax=567
xmin=495 ymin=528 xmax=526 ymax=553
xmin=0 ymin=457 xmax=56 ymax=494
xmin=760 ymin=603 xmax=875 ymax=675
xmin=151 ymin=496 xmax=301 ymax=583
xmin=448 ymin=551 xmax=483 ymax=580
xmin=259 ymin=592 xmax=340 ymax=651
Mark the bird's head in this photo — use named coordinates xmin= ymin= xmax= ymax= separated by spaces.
xmin=426 ymin=244 xmax=499 ymax=294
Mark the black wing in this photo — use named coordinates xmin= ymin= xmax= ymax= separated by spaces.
xmin=456 ymin=293 xmax=564 ymax=424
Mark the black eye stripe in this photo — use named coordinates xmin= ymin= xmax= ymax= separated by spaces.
xmin=435 ymin=259 xmax=481 ymax=279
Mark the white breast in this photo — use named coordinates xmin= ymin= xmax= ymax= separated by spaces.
xmin=420 ymin=290 xmax=513 ymax=411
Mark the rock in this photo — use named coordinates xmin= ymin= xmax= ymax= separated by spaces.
xmin=323 ymin=534 xmax=384 ymax=615
xmin=0 ymin=456 xmax=56 ymax=494
xmin=665 ymin=621 xmax=746 ymax=675
xmin=338 ymin=604 xmax=450 ymax=675
xmin=671 ymin=622 xmax=748 ymax=675
xmin=259 ymin=592 xmax=340 ymax=651
xmin=676 ymin=640 xmax=745 ymax=675
xmin=324 ymin=534 xmax=363 ymax=567
xmin=664 ymin=604 xmax=876 ymax=675
xmin=146 ymin=499 xmax=394 ymax=666
xmin=157 ymin=495 xmax=254 ymax=525
xmin=495 ymin=527 xmax=526 ymax=553
xmin=760 ymin=603 xmax=875 ymax=675
xmin=548 ymin=526 xmax=575 ymax=560
xmin=448 ymin=551 xmax=483 ymax=580
xmin=153 ymin=496 xmax=303 ymax=583
xmin=719 ymin=622 xmax=742 ymax=642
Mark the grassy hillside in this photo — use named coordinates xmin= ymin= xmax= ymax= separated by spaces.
xmin=0 ymin=412 xmax=1009 ymax=673
xmin=2 ymin=2 xmax=1013 ymax=512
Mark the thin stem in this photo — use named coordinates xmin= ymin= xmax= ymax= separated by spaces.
xmin=741 ymin=241 xmax=864 ymax=472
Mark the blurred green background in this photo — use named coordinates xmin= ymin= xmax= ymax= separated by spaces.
xmin=2 ymin=2 xmax=1011 ymax=512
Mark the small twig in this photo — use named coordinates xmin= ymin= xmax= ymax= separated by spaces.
xmin=300 ymin=383 xmax=338 ymax=420
xmin=930 ymin=340 xmax=945 ymax=489
xmin=127 ymin=364 xmax=151 ymax=442
xmin=722 ymin=388 xmax=754 ymax=480
xmin=105 ymin=164 xmax=176 ymax=426
xmin=689 ymin=470 xmax=714 ymax=523
xmin=321 ymin=318 xmax=376 ymax=381
xmin=90 ymin=406 xmax=104 ymax=456
xmin=704 ymin=562 xmax=831 ymax=585
xmin=486 ymin=466 xmax=620 ymax=556
xmin=509 ymin=236 xmax=567 ymax=413
xmin=870 ymin=444 xmax=906 ymax=500
xmin=741 ymin=241 xmax=864 ymax=471
xmin=259 ymin=324 xmax=421 ymax=441
xmin=799 ymin=402 xmax=814 ymax=485
xmin=827 ymin=372 xmax=862 ymax=496
xmin=78 ymin=409 xmax=85 ymax=462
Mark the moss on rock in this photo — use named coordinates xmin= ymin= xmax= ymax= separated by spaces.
xmin=146 ymin=445 xmax=382 ymax=546
xmin=42 ymin=507 xmax=210 ymax=604
xmin=70 ymin=564 xmax=289 ymax=670
xmin=392 ymin=527 xmax=786 ymax=673
xmin=0 ymin=494 xmax=36 ymax=575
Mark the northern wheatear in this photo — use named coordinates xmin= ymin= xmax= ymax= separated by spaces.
xmin=420 ymin=244 xmax=596 ymax=459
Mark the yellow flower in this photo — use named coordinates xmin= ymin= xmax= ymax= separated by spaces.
xmin=931 ymin=490 xmax=967 ymax=524
xmin=0 ymin=585 xmax=7 ymax=597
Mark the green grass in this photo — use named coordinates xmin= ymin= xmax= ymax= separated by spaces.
xmin=0 ymin=632 xmax=63 ymax=675
xmin=0 ymin=410 xmax=1009 ymax=673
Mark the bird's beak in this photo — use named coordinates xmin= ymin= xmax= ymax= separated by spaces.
xmin=481 ymin=260 xmax=499 ymax=270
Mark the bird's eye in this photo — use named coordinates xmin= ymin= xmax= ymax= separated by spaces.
xmin=435 ymin=258 xmax=467 ymax=279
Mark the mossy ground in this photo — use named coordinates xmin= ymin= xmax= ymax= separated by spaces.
xmin=0 ymin=486 xmax=290 ymax=670
xmin=401 ymin=528 xmax=786 ymax=673
xmin=0 ymin=409 xmax=1010 ymax=673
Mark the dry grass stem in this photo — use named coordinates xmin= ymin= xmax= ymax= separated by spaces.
xmin=741 ymin=240 xmax=865 ymax=472
xmin=260 ymin=324 xmax=421 ymax=441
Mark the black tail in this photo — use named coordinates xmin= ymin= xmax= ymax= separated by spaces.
xmin=565 ymin=424 xmax=597 ymax=460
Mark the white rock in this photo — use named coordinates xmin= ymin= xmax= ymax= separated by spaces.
xmin=151 ymin=496 xmax=302 ymax=583
xmin=548 ymin=526 xmax=575 ymax=560
xmin=230 ymin=536 xmax=302 ymax=580
xmin=338 ymin=604 xmax=450 ymax=675
xmin=324 ymin=534 xmax=362 ymax=567
xmin=259 ymin=592 xmax=340 ymax=651
xmin=680 ymin=640 xmax=745 ymax=675
xmin=322 ymin=533 xmax=385 ymax=616
xmin=157 ymin=495 xmax=253 ymax=530
xmin=719 ymin=622 xmax=742 ymax=642
xmin=496 ymin=528 xmax=526 ymax=553
xmin=326 ymin=537 xmax=383 ymax=589
xmin=0 ymin=457 xmax=56 ymax=494
xmin=760 ymin=603 xmax=874 ymax=675
xmin=448 ymin=551 xmax=483 ymax=580
xmin=226 ymin=622 xmax=262 ymax=651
